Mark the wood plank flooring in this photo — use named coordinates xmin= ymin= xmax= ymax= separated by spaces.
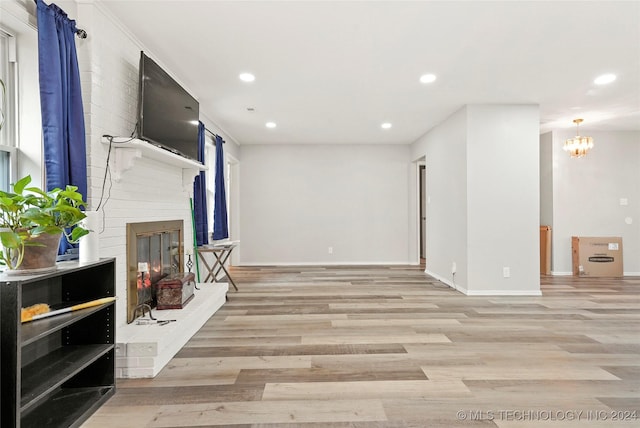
xmin=82 ymin=266 xmax=640 ymax=427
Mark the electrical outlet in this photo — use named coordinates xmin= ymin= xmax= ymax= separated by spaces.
xmin=328 ymin=246 xmax=333 ymax=255
xmin=452 ymin=262 xmax=457 ymax=274
xmin=503 ymin=267 xmax=510 ymax=278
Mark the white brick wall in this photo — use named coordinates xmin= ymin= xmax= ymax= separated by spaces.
xmin=77 ymin=4 xmax=196 ymax=328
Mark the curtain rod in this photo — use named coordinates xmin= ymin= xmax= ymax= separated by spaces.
xmin=33 ymin=0 xmax=88 ymax=39
xmin=205 ymin=127 xmax=225 ymax=143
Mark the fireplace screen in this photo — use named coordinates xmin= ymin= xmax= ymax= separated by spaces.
xmin=127 ymin=220 xmax=184 ymax=323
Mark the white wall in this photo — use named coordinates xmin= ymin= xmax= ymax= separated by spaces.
xmin=412 ymin=105 xmax=541 ymax=295
xmin=420 ymin=107 xmax=469 ymax=288
xmin=466 ymin=105 xmax=540 ymax=294
xmin=550 ymin=130 xmax=640 ymax=275
xmin=238 ymin=144 xmax=411 ymax=265
xmin=540 ymin=131 xmax=553 ymax=228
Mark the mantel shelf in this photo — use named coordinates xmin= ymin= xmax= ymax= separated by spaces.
xmin=101 ymin=136 xmax=206 ymax=189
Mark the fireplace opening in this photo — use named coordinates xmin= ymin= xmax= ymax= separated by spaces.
xmin=127 ymin=220 xmax=184 ymax=323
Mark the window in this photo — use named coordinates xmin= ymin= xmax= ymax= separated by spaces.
xmin=0 ymin=28 xmax=17 ymax=192
xmin=0 ymin=150 xmax=10 ymax=190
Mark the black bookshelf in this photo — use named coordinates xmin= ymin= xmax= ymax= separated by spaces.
xmin=0 ymin=258 xmax=116 ymax=428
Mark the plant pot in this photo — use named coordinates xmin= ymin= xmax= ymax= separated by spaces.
xmin=15 ymin=232 xmax=62 ymax=273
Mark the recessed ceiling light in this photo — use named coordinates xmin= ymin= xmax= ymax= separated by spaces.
xmin=381 ymin=122 xmax=392 ymax=129
xmin=239 ymin=72 xmax=255 ymax=82
xmin=594 ymin=73 xmax=616 ymax=85
xmin=419 ymin=73 xmax=437 ymax=84
xmin=265 ymin=122 xmax=277 ymax=128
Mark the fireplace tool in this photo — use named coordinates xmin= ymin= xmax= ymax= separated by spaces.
xmin=135 ymin=317 xmax=176 ymax=326
xmin=133 ymin=301 xmax=176 ymax=326
xmin=186 ymin=253 xmax=200 ymax=290
xmin=133 ymin=302 xmax=154 ymax=317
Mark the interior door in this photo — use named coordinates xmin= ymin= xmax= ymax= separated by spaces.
xmin=419 ymin=165 xmax=426 ymax=260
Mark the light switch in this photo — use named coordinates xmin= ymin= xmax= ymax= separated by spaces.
xmin=620 ymin=198 xmax=628 ymax=206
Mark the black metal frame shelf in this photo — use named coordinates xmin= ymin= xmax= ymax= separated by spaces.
xmin=22 ymin=304 xmax=111 ymax=346
xmin=0 ymin=258 xmax=116 ymax=428
xmin=21 ymin=386 xmax=114 ymax=428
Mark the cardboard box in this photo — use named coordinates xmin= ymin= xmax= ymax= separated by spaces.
xmin=571 ymin=236 xmax=623 ymax=277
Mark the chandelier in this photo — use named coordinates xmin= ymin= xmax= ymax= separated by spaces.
xmin=563 ymin=118 xmax=594 ymax=158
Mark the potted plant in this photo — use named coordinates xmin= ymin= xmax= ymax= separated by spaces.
xmin=0 ymin=175 xmax=90 ymax=271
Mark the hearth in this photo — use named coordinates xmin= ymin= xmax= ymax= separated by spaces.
xmin=126 ymin=220 xmax=184 ymax=323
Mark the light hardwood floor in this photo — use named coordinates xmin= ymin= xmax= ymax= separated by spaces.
xmin=82 ymin=266 xmax=640 ymax=427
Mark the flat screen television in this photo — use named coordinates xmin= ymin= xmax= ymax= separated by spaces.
xmin=137 ymin=51 xmax=200 ymax=162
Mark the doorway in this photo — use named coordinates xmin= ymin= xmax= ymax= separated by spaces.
xmin=419 ymin=164 xmax=426 ymax=262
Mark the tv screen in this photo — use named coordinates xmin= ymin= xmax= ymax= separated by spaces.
xmin=137 ymin=51 xmax=200 ymax=162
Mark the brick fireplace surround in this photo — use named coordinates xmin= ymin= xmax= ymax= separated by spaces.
xmin=91 ymin=138 xmax=224 ymax=378
xmin=101 ymin=147 xmax=229 ymax=378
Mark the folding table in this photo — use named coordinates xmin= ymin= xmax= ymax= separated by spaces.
xmin=197 ymin=242 xmax=239 ymax=291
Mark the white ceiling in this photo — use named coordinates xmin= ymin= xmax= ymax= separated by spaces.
xmin=97 ymin=0 xmax=640 ymax=145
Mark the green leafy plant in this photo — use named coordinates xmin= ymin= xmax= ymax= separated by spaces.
xmin=0 ymin=175 xmax=90 ymax=269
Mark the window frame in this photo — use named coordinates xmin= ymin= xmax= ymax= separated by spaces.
xmin=0 ymin=27 xmax=18 ymax=190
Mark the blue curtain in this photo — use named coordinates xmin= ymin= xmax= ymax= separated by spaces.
xmin=36 ymin=0 xmax=87 ymax=255
xmin=212 ymin=135 xmax=229 ymax=240
xmin=193 ymin=122 xmax=208 ymax=246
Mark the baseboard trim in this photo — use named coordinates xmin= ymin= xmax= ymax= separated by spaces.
xmin=552 ymin=271 xmax=640 ymax=277
xmin=425 ymin=269 xmax=542 ymax=296
xmin=238 ymin=261 xmax=415 ymax=267
xmin=465 ymin=289 xmax=543 ymax=296
xmin=424 ymin=269 xmax=462 ymax=293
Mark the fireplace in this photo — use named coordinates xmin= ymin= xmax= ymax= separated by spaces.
xmin=126 ymin=220 xmax=184 ymax=323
